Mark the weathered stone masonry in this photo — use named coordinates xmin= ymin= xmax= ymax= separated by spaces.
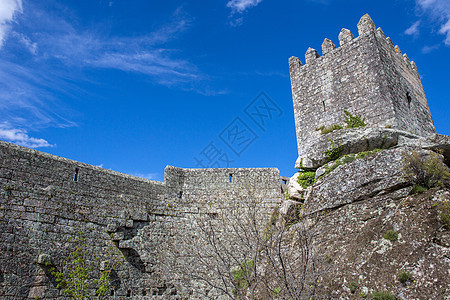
xmin=289 ymin=14 xmax=436 ymax=168
xmin=0 ymin=140 xmax=282 ymax=298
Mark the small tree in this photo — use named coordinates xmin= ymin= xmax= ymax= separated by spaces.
xmin=49 ymin=232 xmax=121 ymax=299
xmin=165 ymin=188 xmax=325 ymax=299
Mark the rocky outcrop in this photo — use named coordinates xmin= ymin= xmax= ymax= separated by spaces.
xmin=305 ymin=147 xmax=420 ymax=215
xmin=284 ymin=142 xmax=450 ymax=299
xmin=296 ymin=187 xmax=450 ymax=299
xmin=295 ymin=127 xmax=450 ymax=169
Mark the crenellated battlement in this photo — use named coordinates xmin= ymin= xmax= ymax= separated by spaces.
xmin=290 ymin=14 xmax=420 ymax=79
xmin=289 ymin=14 xmax=436 ymax=168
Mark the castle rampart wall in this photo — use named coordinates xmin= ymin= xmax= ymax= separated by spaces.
xmin=0 ymin=140 xmax=282 ymax=298
xmin=0 ymin=140 xmax=170 ymax=298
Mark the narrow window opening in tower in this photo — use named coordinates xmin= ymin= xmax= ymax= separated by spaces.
xmin=178 ymin=191 xmax=183 ymax=199
xmin=229 ymin=174 xmax=233 ymax=183
xmin=127 ymin=290 xmax=131 ymax=297
xmin=110 ymin=290 xmax=115 ymax=296
xmin=73 ymin=168 xmax=79 ymax=182
xmin=322 ymin=101 xmax=326 ymax=112
xmin=406 ymin=92 xmax=412 ymax=108
xmin=282 ymin=179 xmax=287 ymax=185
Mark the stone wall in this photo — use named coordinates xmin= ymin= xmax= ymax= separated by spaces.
xmin=289 ymin=14 xmax=435 ymax=163
xmin=0 ymin=140 xmax=282 ymax=298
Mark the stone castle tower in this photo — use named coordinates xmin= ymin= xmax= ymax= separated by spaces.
xmin=289 ymin=14 xmax=436 ymax=167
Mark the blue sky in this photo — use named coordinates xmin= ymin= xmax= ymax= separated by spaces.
xmin=0 ymin=0 xmax=449 ymax=181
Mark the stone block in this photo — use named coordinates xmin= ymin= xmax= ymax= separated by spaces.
xmin=338 ymin=28 xmax=354 ymax=46
xmin=37 ymin=254 xmax=52 ymax=266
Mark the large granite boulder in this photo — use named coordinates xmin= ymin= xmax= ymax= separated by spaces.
xmin=287 ymin=172 xmax=306 ymax=201
xmin=295 ymin=127 xmax=450 ymax=169
xmin=303 ymin=147 xmax=426 ymax=215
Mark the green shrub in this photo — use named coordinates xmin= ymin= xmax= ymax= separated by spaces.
xmin=324 ymin=139 xmax=343 ymax=162
xmin=383 ymin=230 xmax=398 ymax=241
xmin=317 ymin=124 xmax=343 ymax=135
xmin=297 ymin=171 xmax=316 ymax=189
xmin=410 ymin=185 xmax=427 ymax=195
xmin=4 ymin=185 xmax=12 ymax=191
xmin=402 ymin=150 xmax=450 ymax=189
xmin=344 ymin=110 xmax=366 ymax=128
xmin=436 ymin=200 xmax=450 ymax=228
xmin=371 ymin=291 xmax=396 ymax=300
xmin=232 ymin=260 xmax=254 ymax=293
xmin=398 ymin=270 xmax=413 ymax=284
xmin=273 ymin=286 xmax=280 ymax=296
xmin=285 ymin=189 xmax=290 ymax=200
xmin=349 ymin=281 xmax=358 ymax=293
xmin=49 ymin=233 xmax=119 ymax=299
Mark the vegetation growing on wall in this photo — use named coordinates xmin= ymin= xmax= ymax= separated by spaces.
xmin=48 ymin=232 xmax=121 ymax=299
xmin=344 ymin=110 xmax=366 ymax=128
xmin=316 ymin=111 xmax=366 ymax=136
xmin=297 ymin=171 xmax=316 ymax=189
xmin=324 ymin=139 xmax=344 ymax=162
xmin=316 ymin=124 xmax=343 ymax=135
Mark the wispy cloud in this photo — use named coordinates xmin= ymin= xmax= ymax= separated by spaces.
xmin=0 ymin=0 xmax=22 ymax=47
xmin=439 ymin=19 xmax=450 ymax=45
xmin=422 ymin=44 xmax=440 ymax=53
xmin=415 ymin=0 xmax=450 ymax=45
xmin=226 ymin=0 xmax=263 ymax=26
xmin=405 ymin=20 xmax=421 ymax=36
xmin=11 ymin=31 xmax=37 ymax=54
xmin=33 ymin=7 xmax=198 ymax=84
xmin=227 ymin=0 xmax=262 ymax=14
xmin=0 ymin=122 xmax=52 ymax=148
xmin=0 ymin=3 xmax=210 ymax=131
xmin=0 ymin=58 xmax=79 ymax=129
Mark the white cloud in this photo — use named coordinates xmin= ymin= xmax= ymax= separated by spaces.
xmin=227 ymin=0 xmax=262 ymax=13
xmin=130 ymin=172 xmax=159 ymax=180
xmin=0 ymin=0 xmax=22 ymax=47
xmin=422 ymin=44 xmax=440 ymax=53
xmin=229 ymin=16 xmax=244 ymax=27
xmin=405 ymin=20 xmax=421 ymax=36
xmin=226 ymin=0 xmax=262 ymax=26
xmin=31 ymin=6 xmax=199 ymax=85
xmin=438 ymin=19 xmax=450 ymax=45
xmin=416 ymin=0 xmax=450 ymax=45
xmin=11 ymin=31 xmax=37 ymax=54
xmin=0 ymin=122 xmax=52 ymax=148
